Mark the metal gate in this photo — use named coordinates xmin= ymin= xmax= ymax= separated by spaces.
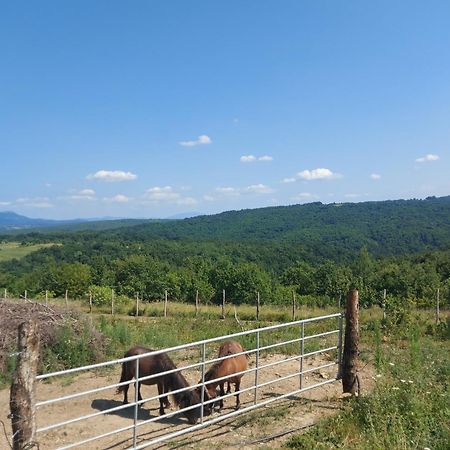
xmin=35 ymin=312 xmax=343 ymax=449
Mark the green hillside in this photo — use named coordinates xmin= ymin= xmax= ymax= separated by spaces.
xmin=109 ymin=196 xmax=450 ymax=258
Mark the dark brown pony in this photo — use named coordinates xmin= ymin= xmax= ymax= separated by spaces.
xmin=203 ymin=340 xmax=248 ymax=410
xmin=117 ymin=346 xmax=207 ymax=424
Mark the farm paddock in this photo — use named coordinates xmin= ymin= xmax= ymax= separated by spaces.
xmin=0 ymin=351 xmax=375 ymax=449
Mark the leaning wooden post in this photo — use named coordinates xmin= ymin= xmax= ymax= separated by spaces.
xmin=164 ymin=290 xmax=168 ymax=318
xmin=65 ymin=290 xmax=68 ymax=309
xmin=256 ymin=291 xmax=260 ymax=321
xmin=135 ymin=293 xmax=139 ymax=318
xmin=221 ymin=289 xmax=226 ymax=319
xmin=24 ymin=290 xmax=27 ymax=301
xmin=89 ymin=291 xmax=93 ymax=314
xmin=382 ymin=288 xmax=386 ymax=321
xmin=10 ymin=320 xmax=40 ymax=450
xmin=436 ymin=288 xmax=440 ymax=324
xmin=195 ymin=290 xmax=199 ymax=317
xmin=292 ymin=290 xmax=296 ymax=320
xmin=342 ymin=290 xmax=360 ymax=395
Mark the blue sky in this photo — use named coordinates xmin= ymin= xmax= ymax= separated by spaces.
xmin=1 ymin=1 xmax=449 ymax=219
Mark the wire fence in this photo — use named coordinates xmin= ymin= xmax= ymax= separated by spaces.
xmin=32 ymin=312 xmax=343 ymax=449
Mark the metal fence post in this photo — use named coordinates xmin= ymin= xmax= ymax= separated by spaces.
xmin=200 ymin=343 xmax=206 ymax=423
xmin=133 ymin=358 xmax=139 ymax=447
xmin=300 ymin=322 xmax=305 ymax=389
xmin=253 ymin=330 xmax=260 ymax=404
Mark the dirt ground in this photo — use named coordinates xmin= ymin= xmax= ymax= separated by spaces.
xmin=0 ymin=352 xmax=374 ymax=450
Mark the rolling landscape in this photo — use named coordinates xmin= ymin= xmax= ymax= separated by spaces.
xmin=2 ymin=2 xmax=450 ymax=449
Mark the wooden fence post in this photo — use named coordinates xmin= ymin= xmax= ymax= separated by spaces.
xmin=195 ymin=290 xmax=199 ymax=317
xmin=382 ymin=288 xmax=386 ymax=320
xmin=342 ymin=290 xmax=360 ymax=395
xmin=89 ymin=291 xmax=93 ymax=314
xmin=164 ymin=290 xmax=168 ymax=318
xmin=256 ymin=291 xmax=260 ymax=321
xmin=111 ymin=289 xmax=115 ymax=315
xmin=338 ymin=293 xmax=342 ymax=309
xmin=221 ymin=289 xmax=226 ymax=319
xmin=65 ymin=290 xmax=68 ymax=309
xmin=24 ymin=290 xmax=27 ymax=301
xmin=45 ymin=290 xmax=48 ymax=305
xmin=4 ymin=288 xmax=7 ymax=300
xmin=135 ymin=293 xmax=139 ymax=317
xmin=436 ymin=288 xmax=440 ymax=324
xmin=10 ymin=320 xmax=40 ymax=450
xmin=292 ymin=290 xmax=296 ymax=321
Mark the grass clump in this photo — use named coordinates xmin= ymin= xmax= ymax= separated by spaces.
xmin=285 ymin=317 xmax=450 ymax=450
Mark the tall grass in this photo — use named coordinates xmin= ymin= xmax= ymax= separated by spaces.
xmin=285 ymin=315 xmax=450 ymax=450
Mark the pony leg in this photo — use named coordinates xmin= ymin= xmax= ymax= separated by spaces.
xmin=226 ymin=382 xmax=231 ymax=394
xmin=163 ymin=382 xmax=171 ymax=408
xmin=122 ymin=384 xmax=129 ymax=404
xmin=157 ymin=382 xmax=165 ymax=415
xmin=219 ymin=383 xmax=225 ymax=410
xmin=235 ymin=381 xmax=241 ymax=410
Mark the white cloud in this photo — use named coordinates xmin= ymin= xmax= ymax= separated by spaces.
xmin=282 ymin=177 xmax=296 ymax=183
xmin=240 ymin=154 xmax=273 ymax=163
xmin=370 ymin=173 xmax=381 ymax=180
xmin=245 ymin=184 xmax=274 ymax=194
xmin=179 ymin=134 xmax=212 ymax=147
xmin=216 ymin=187 xmax=240 ymax=195
xmin=68 ymin=188 xmax=96 ymax=201
xmin=16 ymin=197 xmax=53 ymax=208
xmin=240 ymin=155 xmax=257 ymax=163
xmin=103 ymin=194 xmax=130 ymax=203
xmin=203 ymin=195 xmax=215 ymax=202
xmin=297 ymin=168 xmax=341 ymax=180
xmin=415 ymin=154 xmax=439 ymax=163
xmin=144 ymin=186 xmax=197 ymax=205
xmin=87 ymin=170 xmax=137 ymax=182
xmin=0 ymin=201 xmax=11 ymax=206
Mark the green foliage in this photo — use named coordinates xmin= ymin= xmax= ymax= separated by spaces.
xmin=286 ymin=318 xmax=450 ymax=450
xmin=89 ymin=285 xmax=113 ymax=306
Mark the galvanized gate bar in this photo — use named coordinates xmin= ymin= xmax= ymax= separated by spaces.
xmin=34 ymin=312 xmax=343 ymax=449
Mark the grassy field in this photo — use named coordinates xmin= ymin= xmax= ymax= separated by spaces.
xmin=285 ymin=313 xmax=450 ymax=450
xmin=0 ymin=241 xmax=55 ymax=262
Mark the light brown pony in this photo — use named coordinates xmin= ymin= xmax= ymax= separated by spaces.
xmin=117 ymin=346 xmax=209 ymax=424
xmin=203 ymin=340 xmax=248 ymax=410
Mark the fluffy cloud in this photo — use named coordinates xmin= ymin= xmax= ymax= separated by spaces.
xmin=179 ymin=135 xmax=212 ymax=147
xmin=87 ymin=170 xmax=137 ymax=182
xmin=16 ymin=197 xmax=53 ymax=208
xmin=281 ymin=177 xmax=296 ymax=183
xmin=370 ymin=173 xmax=381 ymax=180
xmin=103 ymin=194 xmax=130 ymax=203
xmin=144 ymin=186 xmax=197 ymax=205
xmin=215 ymin=187 xmax=240 ymax=196
xmin=70 ymin=189 xmax=96 ymax=200
xmin=415 ymin=154 xmax=439 ymax=163
xmin=240 ymin=155 xmax=257 ymax=163
xmin=297 ymin=168 xmax=341 ymax=180
xmin=245 ymin=184 xmax=274 ymax=194
xmin=240 ymin=155 xmax=273 ymax=163
xmin=0 ymin=201 xmax=11 ymax=206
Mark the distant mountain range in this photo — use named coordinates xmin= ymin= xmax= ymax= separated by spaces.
xmin=0 ymin=211 xmax=202 ymax=232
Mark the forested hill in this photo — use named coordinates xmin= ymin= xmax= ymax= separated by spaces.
xmin=108 ymin=196 xmax=450 ymax=257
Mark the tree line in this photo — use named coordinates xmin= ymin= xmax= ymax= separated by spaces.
xmin=1 ymin=240 xmax=449 ymax=308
